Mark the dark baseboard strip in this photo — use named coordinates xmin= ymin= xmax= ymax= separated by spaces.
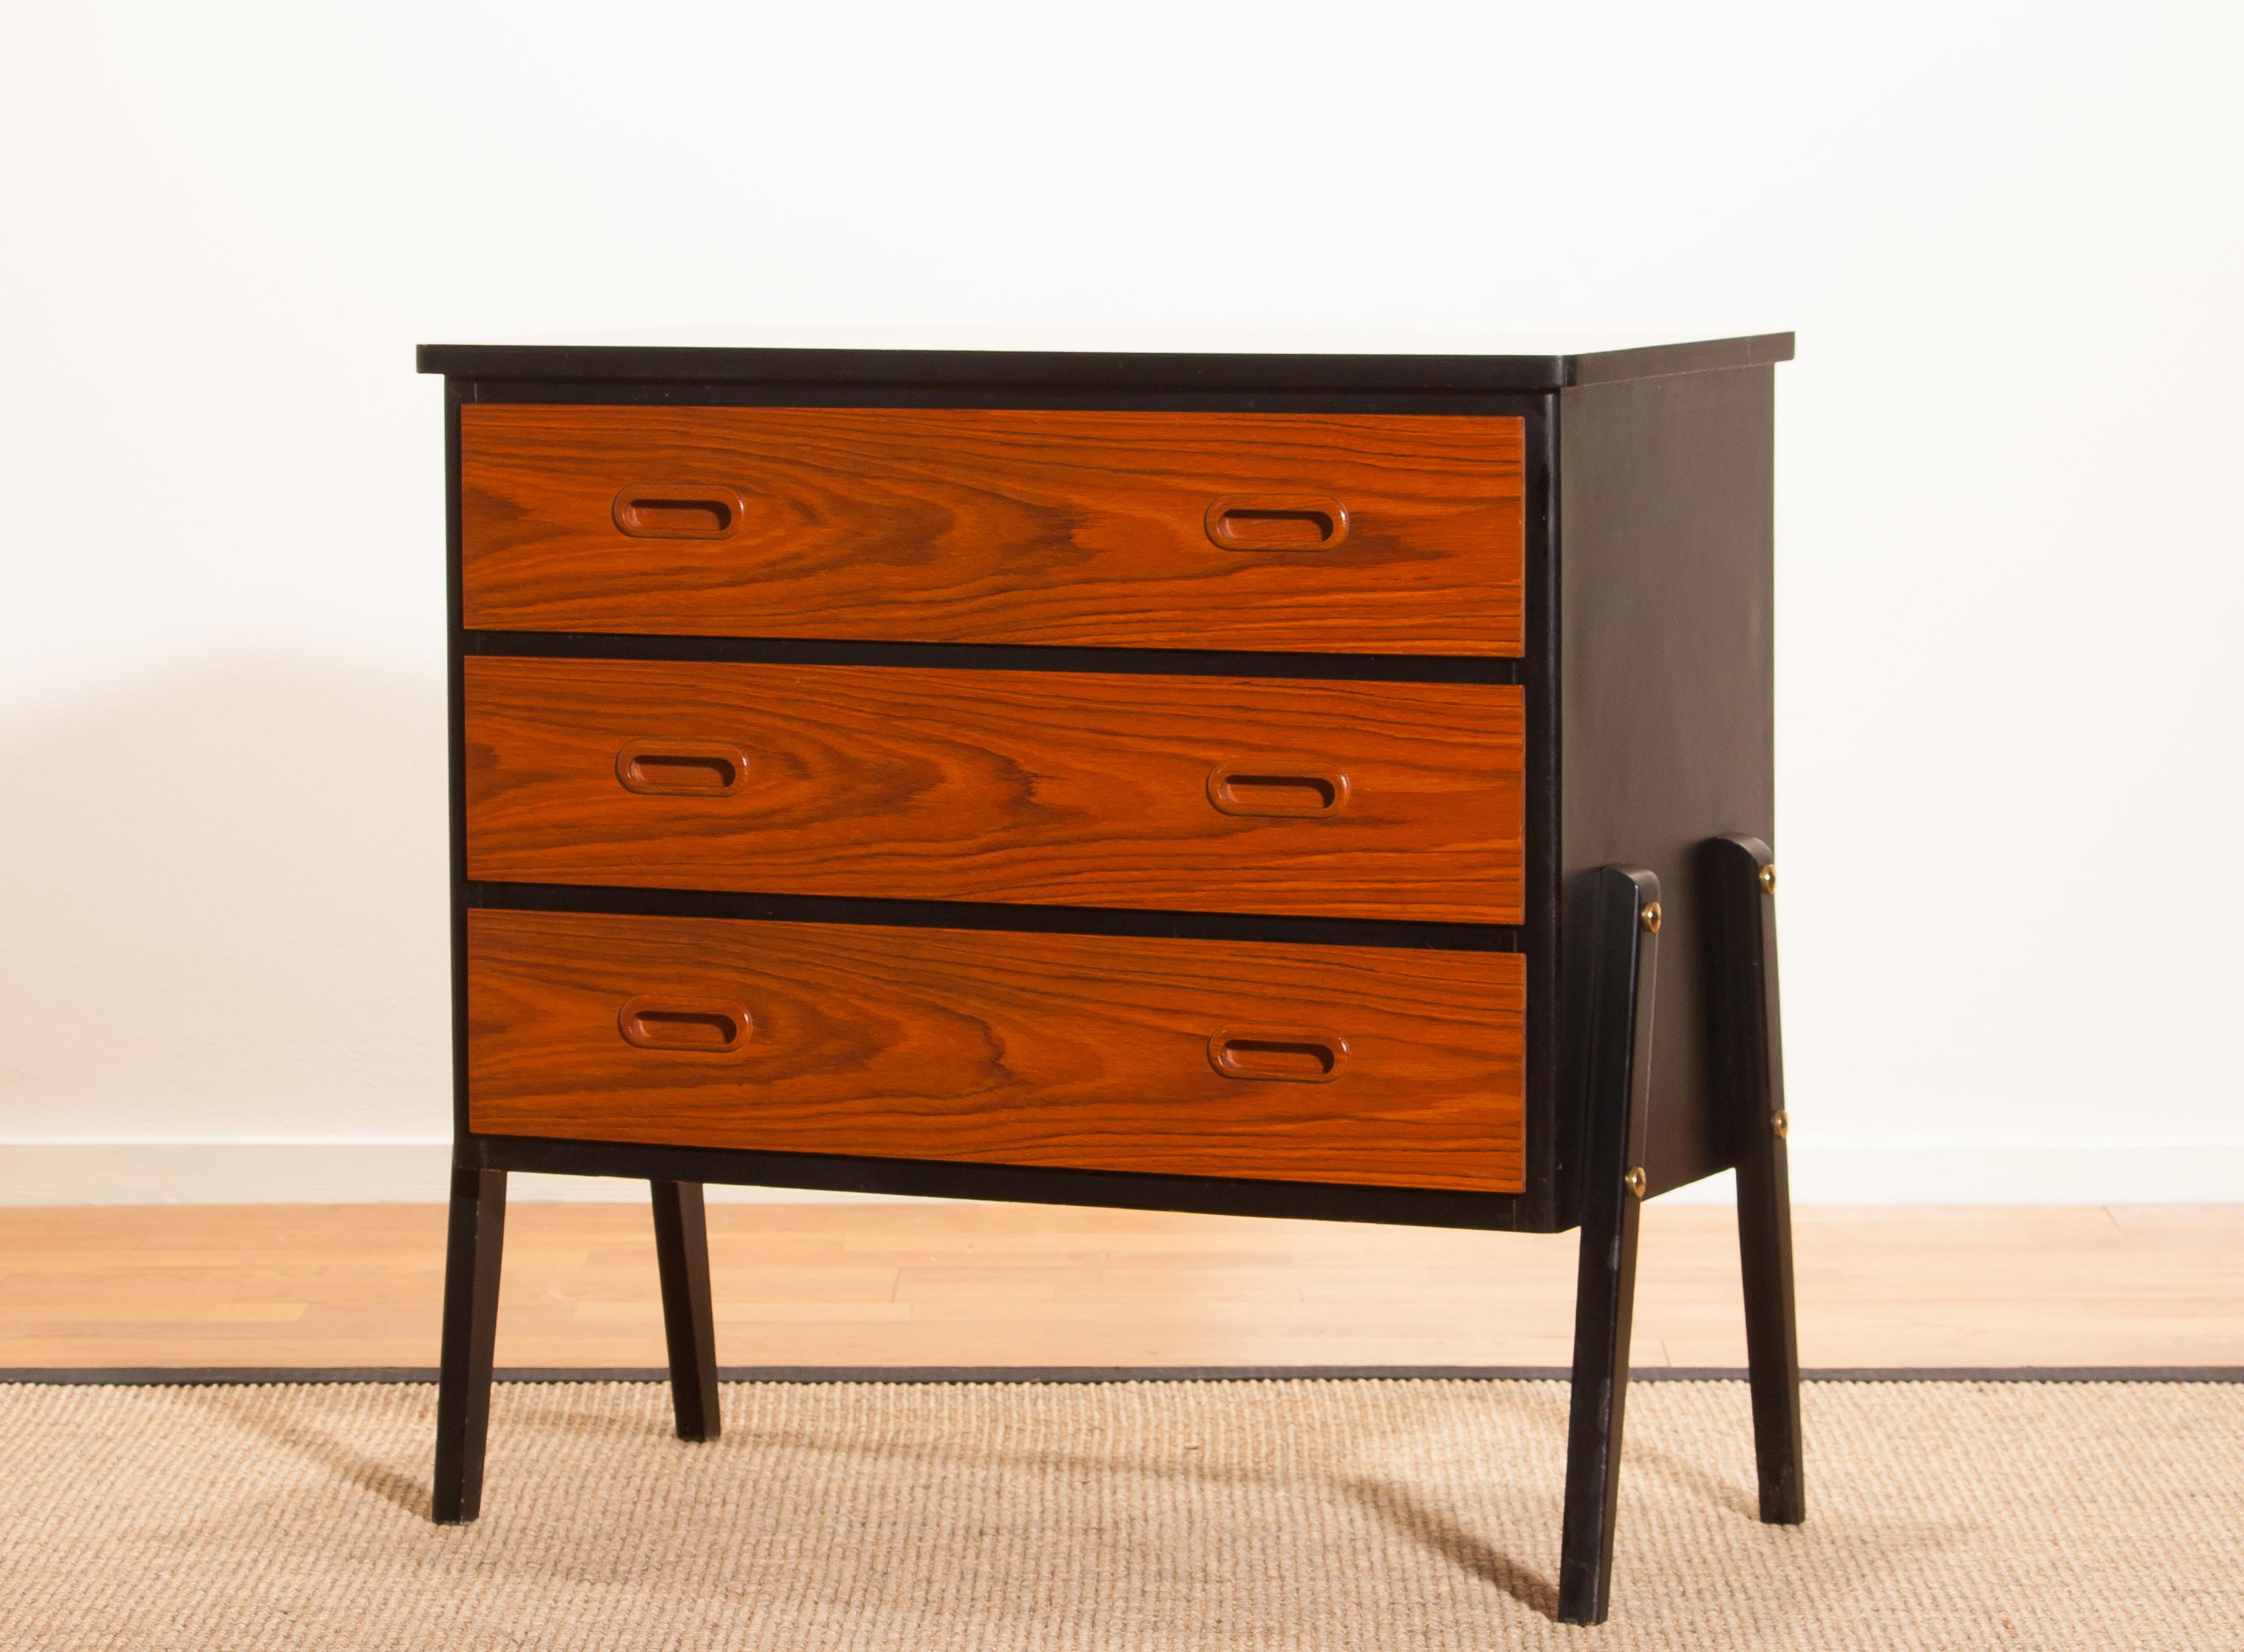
xmin=5 ymin=1366 xmax=2242 ymax=1386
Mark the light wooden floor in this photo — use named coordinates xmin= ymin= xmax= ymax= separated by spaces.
xmin=1 ymin=1201 xmax=2237 ymax=1370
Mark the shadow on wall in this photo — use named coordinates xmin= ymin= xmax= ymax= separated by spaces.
xmin=0 ymin=651 xmax=451 ymax=1142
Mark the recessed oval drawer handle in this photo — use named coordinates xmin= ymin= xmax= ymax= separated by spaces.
xmin=618 ymin=995 xmax=753 ymax=1054
xmin=1204 ymin=494 xmax=1349 ymax=551
xmin=1208 ymin=1027 xmax=1348 ymax=1083
xmin=1206 ymin=761 xmax=1350 ymax=818
xmin=615 ymin=740 xmax=750 ymax=796
xmin=612 ymin=484 xmax=748 ymax=539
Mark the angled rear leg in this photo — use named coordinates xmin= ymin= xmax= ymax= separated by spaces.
xmin=1558 ymin=865 xmax=1662 ymax=1625
xmin=1710 ymin=833 xmax=1805 ymax=1524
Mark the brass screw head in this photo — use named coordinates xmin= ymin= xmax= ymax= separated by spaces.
xmin=1640 ymin=900 xmax=1662 ymax=934
xmin=1623 ymin=1166 xmax=1647 ymax=1199
xmin=1759 ymin=863 xmax=1777 ymax=895
xmin=1772 ymin=1109 xmax=1790 ymax=1139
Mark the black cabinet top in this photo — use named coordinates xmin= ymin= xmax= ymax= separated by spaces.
xmin=416 ymin=329 xmax=1793 ymax=393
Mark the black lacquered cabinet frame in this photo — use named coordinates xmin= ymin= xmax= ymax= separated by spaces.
xmin=417 ymin=332 xmax=1803 ymax=1625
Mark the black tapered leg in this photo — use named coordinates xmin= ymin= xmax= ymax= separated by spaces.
xmin=433 ymin=1164 xmax=507 ymax=1524
xmin=1559 ymin=865 xmax=1662 ymax=1626
xmin=650 ymin=1179 xmax=722 ymax=1442
xmin=1711 ymin=833 xmax=1806 ymax=1524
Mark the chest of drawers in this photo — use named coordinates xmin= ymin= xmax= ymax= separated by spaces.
xmin=416 ymin=332 xmax=1802 ymax=1625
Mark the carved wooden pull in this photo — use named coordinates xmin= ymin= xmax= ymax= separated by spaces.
xmin=618 ymin=995 xmax=753 ymax=1054
xmin=1204 ymin=494 xmax=1349 ymax=551
xmin=612 ymin=485 xmax=748 ymax=539
xmin=1208 ymin=1028 xmax=1348 ymax=1083
xmin=615 ymin=740 xmax=750 ymax=796
xmin=1206 ymin=761 xmax=1350 ymax=818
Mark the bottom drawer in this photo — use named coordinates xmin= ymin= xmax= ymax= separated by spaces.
xmin=467 ymin=909 xmax=1525 ymax=1194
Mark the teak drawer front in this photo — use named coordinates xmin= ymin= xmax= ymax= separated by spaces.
xmin=467 ymin=909 xmax=1527 ymax=1193
xmin=459 ymin=406 xmax=1524 ymax=656
xmin=464 ymin=657 xmax=1523 ymax=924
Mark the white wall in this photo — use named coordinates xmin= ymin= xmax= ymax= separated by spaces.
xmin=3 ymin=1 xmax=2240 ymax=1203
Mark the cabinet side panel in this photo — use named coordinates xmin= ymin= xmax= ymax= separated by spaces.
xmin=1557 ymin=367 xmax=1776 ymax=1202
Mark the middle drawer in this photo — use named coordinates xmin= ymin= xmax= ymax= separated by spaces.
xmin=464 ymin=656 xmax=1523 ymax=923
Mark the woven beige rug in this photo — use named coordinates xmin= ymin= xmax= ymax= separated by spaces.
xmin=1 ymin=1377 xmax=2237 ymax=1649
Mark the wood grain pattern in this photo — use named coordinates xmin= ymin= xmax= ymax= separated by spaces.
xmin=467 ymin=910 xmax=1527 ymax=1193
xmin=4 ymin=1202 xmax=2234 ymax=1370
xmin=459 ymin=406 xmax=1525 ymax=655
xmin=464 ymin=658 xmax=1524 ymax=923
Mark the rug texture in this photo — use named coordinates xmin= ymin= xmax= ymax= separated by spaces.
xmin=0 ymin=1377 xmax=2236 ymax=1650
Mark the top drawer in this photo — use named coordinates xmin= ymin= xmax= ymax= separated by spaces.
xmin=459 ymin=406 xmax=1524 ymax=655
